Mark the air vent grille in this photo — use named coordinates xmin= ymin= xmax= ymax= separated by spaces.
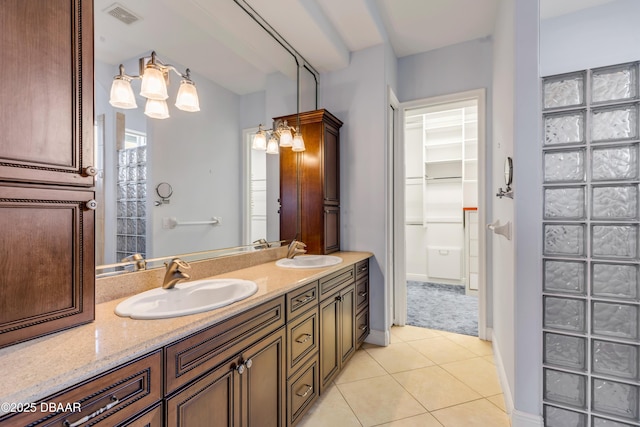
xmin=105 ymin=3 xmax=140 ymax=25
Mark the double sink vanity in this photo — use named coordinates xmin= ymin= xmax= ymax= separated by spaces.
xmin=0 ymin=249 xmax=371 ymax=427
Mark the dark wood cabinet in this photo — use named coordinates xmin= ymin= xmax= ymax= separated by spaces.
xmin=0 ymin=0 xmax=94 ymax=187
xmin=165 ymin=328 xmax=286 ymax=427
xmin=0 ymin=0 xmax=95 ymax=348
xmin=0 ymin=184 xmax=95 ymax=348
xmin=0 ymin=351 xmax=162 ymax=427
xmin=319 ymin=283 xmax=356 ymax=393
xmin=277 ymin=109 xmax=343 ymax=254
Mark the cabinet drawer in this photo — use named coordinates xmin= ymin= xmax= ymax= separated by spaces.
xmin=355 ymin=276 xmax=369 ymax=313
xmin=286 ymin=281 xmax=318 ymax=320
xmin=355 ymin=259 xmax=369 ymax=280
xmin=288 ymin=356 xmax=319 ymax=426
xmin=1 ymin=351 xmax=162 ymax=427
xmin=319 ymin=266 xmax=354 ymax=298
xmin=287 ymin=307 xmax=319 ymax=374
xmin=356 ymin=308 xmax=370 ymax=346
xmin=165 ymin=297 xmax=285 ymax=395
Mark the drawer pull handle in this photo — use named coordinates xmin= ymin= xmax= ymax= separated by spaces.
xmin=359 ymin=266 xmax=368 ymax=272
xmin=295 ymin=295 xmax=314 ymax=304
xmin=359 ymin=325 xmax=368 ymax=331
xmin=296 ymin=384 xmax=313 ymax=398
xmin=358 ymin=291 xmax=368 ymax=297
xmin=296 ymin=333 xmax=312 ymax=344
xmin=64 ymin=396 xmax=118 ymax=427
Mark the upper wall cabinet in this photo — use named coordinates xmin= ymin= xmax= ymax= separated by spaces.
xmin=278 ymin=109 xmax=343 ymax=255
xmin=0 ymin=0 xmax=94 ymax=187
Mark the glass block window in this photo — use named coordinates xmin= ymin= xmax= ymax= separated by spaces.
xmin=543 ymin=62 xmax=640 ymax=426
xmin=116 ymin=130 xmax=147 ymax=261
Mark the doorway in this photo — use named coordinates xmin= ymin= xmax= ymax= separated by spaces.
xmin=393 ymin=89 xmax=487 ymax=340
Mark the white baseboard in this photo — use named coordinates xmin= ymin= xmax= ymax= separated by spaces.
xmin=492 ymin=335 xmax=544 ymax=427
xmin=511 ymin=409 xmax=544 ymax=427
xmin=406 ymin=273 xmax=428 ymax=282
xmin=364 ymin=328 xmax=389 ymax=346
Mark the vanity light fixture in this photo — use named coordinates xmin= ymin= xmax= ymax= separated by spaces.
xmin=252 ymin=119 xmax=305 ymax=154
xmin=109 ymin=51 xmax=200 ymax=119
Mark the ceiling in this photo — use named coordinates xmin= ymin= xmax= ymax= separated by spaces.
xmin=94 ymin=0 xmax=620 ymax=95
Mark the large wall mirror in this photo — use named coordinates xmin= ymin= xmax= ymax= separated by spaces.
xmin=94 ymin=0 xmax=317 ymax=274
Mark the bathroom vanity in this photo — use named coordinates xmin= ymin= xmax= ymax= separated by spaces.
xmin=0 ymin=252 xmax=370 ymax=427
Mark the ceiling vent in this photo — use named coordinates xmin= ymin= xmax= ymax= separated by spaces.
xmin=104 ymin=3 xmax=141 ymax=25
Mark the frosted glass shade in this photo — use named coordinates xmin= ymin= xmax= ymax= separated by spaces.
xmin=140 ymin=66 xmax=168 ymax=100
xmin=266 ymin=136 xmax=279 ymax=154
xmin=109 ymin=77 xmax=137 ymax=109
xmin=175 ymin=80 xmax=200 ymax=112
xmin=252 ymin=132 xmax=267 ymax=150
xmin=279 ymin=128 xmax=293 ymax=147
xmin=292 ymin=133 xmax=305 ymax=152
xmin=144 ymin=99 xmax=169 ymax=119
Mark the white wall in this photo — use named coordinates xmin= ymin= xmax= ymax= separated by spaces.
xmin=492 ymin=0 xmax=543 ymax=424
xmin=321 ymin=45 xmax=389 ymax=336
xmin=540 ymin=0 xmax=640 ymax=76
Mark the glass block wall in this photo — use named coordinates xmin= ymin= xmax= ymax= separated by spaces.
xmin=543 ymin=63 xmax=640 ymax=427
xmin=116 ymin=145 xmax=147 ymax=261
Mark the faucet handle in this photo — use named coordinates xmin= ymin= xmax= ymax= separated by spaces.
xmin=165 ymin=258 xmax=191 ymax=270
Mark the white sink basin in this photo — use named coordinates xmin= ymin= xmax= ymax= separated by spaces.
xmin=275 ymin=255 xmax=343 ymax=269
xmin=115 ymin=278 xmax=258 ymax=319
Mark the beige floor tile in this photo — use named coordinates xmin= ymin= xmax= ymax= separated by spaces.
xmin=432 ymin=399 xmax=510 ymax=427
xmin=487 ymin=394 xmax=507 ymax=412
xmin=374 ymin=412 xmax=443 ymax=427
xmin=390 ymin=325 xmax=442 ymax=341
xmin=443 ymin=334 xmax=494 ymax=356
xmin=297 ymin=384 xmax=362 ymax=427
xmin=483 ymin=355 xmax=496 ymax=365
xmin=407 ymin=336 xmax=477 ymax=365
xmin=440 ymin=357 xmax=503 ymax=396
xmin=335 ymin=349 xmax=387 ymax=384
xmin=337 ymin=376 xmax=426 ymax=427
xmin=393 ymin=365 xmax=481 ymax=411
xmin=364 ymin=342 xmax=435 ymax=373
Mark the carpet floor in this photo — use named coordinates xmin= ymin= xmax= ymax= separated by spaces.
xmin=406 ymin=281 xmax=478 ymax=336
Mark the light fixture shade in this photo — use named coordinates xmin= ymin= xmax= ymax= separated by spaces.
xmin=175 ymin=80 xmax=200 ymax=112
xmin=252 ymin=132 xmax=267 ymax=150
xmin=292 ymin=133 xmax=305 ymax=152
xmin=109 ymin=77 xmax=137 ymax=109
xmin=279 ymin=128 xmax=293 ymax=147
xmin=266 ymin=135 xmax=279 ymax=154
xmin=140 ymin=65 xmax=168 ymax=100
xmin=144 ymin=98 xmax=170 ymax=119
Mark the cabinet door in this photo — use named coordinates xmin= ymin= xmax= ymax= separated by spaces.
xmin=242 ymin=328 xmax=286 ymax=427
xmin=323 ymin=206 xmax=340 ymax=254
xmin=166 ymin=359 xmax=241 ymax=427
xmin=0 ymin=0 xmax=94 ymax=187
xmin=0 ymin=185 xmax=95 ymax=348
xmin=319 ymin=295 xmax=340 ymax=392
xmin=340 ymin=285 xmax=356 ymax=364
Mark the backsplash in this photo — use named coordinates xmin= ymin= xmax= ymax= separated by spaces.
xmin=96 ymin=246 xmax=287 ymax=303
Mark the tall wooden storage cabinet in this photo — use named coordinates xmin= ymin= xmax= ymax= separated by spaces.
xmin=0 ymin=0 xmax=95 ymax=348
xmin=277 ymin=109 xmax=342 ymax=255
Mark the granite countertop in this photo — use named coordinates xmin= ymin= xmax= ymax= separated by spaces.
xmin=0 ymin=251 xmax=371 ymax=414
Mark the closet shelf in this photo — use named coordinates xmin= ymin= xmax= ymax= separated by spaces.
xmin=425 ymin=158 xmax=461 ymax=164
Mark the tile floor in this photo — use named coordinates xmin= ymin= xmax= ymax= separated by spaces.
xmin=298 ymin=325 xmax=510 ymax=427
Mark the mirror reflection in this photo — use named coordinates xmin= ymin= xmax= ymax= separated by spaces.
xmin=93 ymin=0 xmax=306 ymax=269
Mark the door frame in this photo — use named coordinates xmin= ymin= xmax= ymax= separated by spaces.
xmin=391 ymin=88 xmax=488 ymax=340
xmin=241 ymin=126 xmax=259 ymax=245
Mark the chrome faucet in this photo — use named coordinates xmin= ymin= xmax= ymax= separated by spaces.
xmin=253 ymin=238 xmax=271 ymax=250
xmin=162 ymin=258 xmax=191 ymax=289
xmin=286 ymin=240 xmax=307 ymax=259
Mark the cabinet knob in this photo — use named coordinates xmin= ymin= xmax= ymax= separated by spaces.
xmin=336 ymin=295 xmax=343 ymax=302
xmin=245 ymin=359 xmax=253 ymax=369
xmin=236 ymin=364 xmax=245 ymax=375
xmin=85 ymin=199 xmax=98 ymax=210
xmin=84 ymin=166 xmax=98 ymax=176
